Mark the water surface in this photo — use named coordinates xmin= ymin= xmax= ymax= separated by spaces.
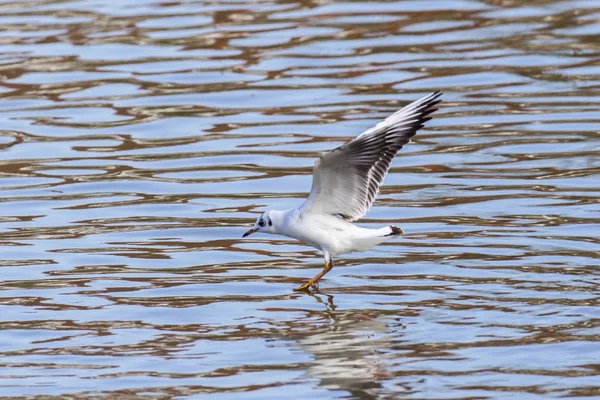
xmin=0 ymin=0 xmax=599 ymax=398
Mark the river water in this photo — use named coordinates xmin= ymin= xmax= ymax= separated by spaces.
xmin=0 ymin=0 xmax=599 ymax=398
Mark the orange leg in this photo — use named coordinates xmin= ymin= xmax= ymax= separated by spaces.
xmin=294 ymin=258 xmax=333 ymax=292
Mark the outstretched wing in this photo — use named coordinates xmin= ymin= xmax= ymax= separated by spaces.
xmin=300 ymin=91 xmax=442 ymax=221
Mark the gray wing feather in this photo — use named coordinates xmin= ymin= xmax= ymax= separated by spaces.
xmin=300 ymin=91 xmax=442 ymax=221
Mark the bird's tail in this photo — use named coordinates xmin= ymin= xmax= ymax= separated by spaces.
xmin=384 ymin=225 xmax=403 ymax=237
xmin=349 ymin=225 xmax=403 ymax=252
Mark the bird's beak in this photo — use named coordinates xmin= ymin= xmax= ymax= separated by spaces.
xmin=242 ymin=227 xmax=258 ymax=238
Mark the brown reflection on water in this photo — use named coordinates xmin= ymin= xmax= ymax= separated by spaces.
xmin=0 ymin=0 xmax=599 ymax=398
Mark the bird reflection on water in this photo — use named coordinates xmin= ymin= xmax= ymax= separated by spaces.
xmin=288 ymin=292 xmax=410 ymax=399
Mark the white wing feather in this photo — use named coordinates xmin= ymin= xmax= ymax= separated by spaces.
xmin=300 ymin=91 xmax=442 ymax=221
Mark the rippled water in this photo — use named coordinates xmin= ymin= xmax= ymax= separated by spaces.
xmin=1 ymin=0 xmax=599 ymax=398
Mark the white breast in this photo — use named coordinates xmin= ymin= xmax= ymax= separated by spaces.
xmin=281 ymin=209 xmax=362 ymax=256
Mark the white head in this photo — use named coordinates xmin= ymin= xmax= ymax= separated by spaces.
xmin=242 ymin=211 xmax=279 ymax=238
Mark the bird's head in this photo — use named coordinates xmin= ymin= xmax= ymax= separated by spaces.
xmin=242 ymin=211 xmax=276 ymax=238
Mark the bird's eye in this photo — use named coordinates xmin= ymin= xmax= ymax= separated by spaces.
xmin=268 ymin=219 xmax=272 ymax=226
xmin=258 ymin=220 xmax=265 ymax=227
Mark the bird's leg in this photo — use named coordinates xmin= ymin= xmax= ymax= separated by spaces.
xmin=294 ymin=257 xmax=333 ymax=292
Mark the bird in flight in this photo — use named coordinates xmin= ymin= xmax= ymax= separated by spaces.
xmin=243 ymin=91 xmax=442 ymax=291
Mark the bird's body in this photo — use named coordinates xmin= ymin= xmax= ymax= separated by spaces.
xmin=243 ymin=91 xmax=442 ymax=291
xmin=269 ymin=208 xmax=400 ymax=257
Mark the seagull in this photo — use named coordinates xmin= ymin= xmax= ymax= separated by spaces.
xmin=243 ymin=91 xmax=442 ymax=291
